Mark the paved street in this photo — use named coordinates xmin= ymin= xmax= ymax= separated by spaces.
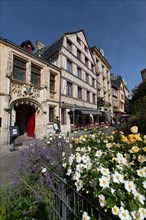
xmin=0 ymin=126 xmax=115 ymax=189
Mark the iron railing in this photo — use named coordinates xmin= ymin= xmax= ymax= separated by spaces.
xmin=42 ymin=162 xmax=113 ymax=220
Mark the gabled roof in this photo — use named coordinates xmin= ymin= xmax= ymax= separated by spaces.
xmin=91 ymin=46 xmax=112 ymax=69
xmin=42 ymin=29 xmax=92 ymax=60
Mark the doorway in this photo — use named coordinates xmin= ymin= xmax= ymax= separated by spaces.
xmin=14 ymin=104 xmax=36 ymax=137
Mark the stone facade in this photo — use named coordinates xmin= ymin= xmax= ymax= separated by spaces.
xmin=111 ymin=74 xmax=126 ymax=123
xmin=42 ymin=30 xmax=98 ymax=132
xmin=0 ymin=37 xmax=60 ymax=144
xmin=91 ymin=46 xmax=113 ymax=122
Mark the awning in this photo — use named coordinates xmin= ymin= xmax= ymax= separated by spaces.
xmin=68 ymin=109 xmax=102 ymax=115
xmin=79 ymin=110 xmax=102 ymax=115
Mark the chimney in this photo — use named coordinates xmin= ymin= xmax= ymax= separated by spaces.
xmin=20 ymin=40 xmax=35 ymax=52
xmin=34 ymin=41 xmax=45 ymax=57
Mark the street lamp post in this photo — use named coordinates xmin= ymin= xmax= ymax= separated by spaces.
xmin=72 ymin=105 xmax=76 ymax=132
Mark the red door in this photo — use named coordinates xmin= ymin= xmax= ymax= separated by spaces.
xmin=27 ymin=111 xmax=35 ymax=137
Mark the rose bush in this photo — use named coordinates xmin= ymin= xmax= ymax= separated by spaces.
xmin=65 ymin=126 xmax=146 ymax=220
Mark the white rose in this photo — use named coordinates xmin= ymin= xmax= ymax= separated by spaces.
xmin=130 ymin=126 xmax=138 ymax=134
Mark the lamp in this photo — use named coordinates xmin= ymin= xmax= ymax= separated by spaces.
xmin=141 ymin=69 xmax=146 ymax=82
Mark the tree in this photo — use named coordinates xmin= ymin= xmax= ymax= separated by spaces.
xmin=131 ymin=82 xmax=146 ymax=102
xmin=129 ymin=82 xmax=146 ymax=134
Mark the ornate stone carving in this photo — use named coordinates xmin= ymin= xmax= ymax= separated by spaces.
xmin=6 ymin=51 xmax=12 ymax=77
xmin=11 ymin=82 xmax=40 ymax=98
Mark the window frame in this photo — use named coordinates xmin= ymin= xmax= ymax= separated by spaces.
xmin=13 ymin=56 xmax=26 ymax=82
xmin=61 ymin=109 xmax=66 ymax=125
xmin=77 ymin=67 xmax=82 ymax=79
xmin=85 ymin=57 xmax=88 ymax=67
xmin=86 ymin=73 xmax=89 ymax=83
xmin=77 ymin=49 xmax=81 ymax=61
xmin=66 ymin=39 xmax=72 ymax=52
xmin=31 ymin=64 xmax=41 ymax=86
xmin=87 ymin=91 xmax=90 ymax=102
xmin=77 ymin=36 xmax=81 ymax=44
xmin=50 ymin=74 xmax=55 ymax=92
xmin=78 ymin=87 xmax=82 ymax=100
xmin=49 ymin=107 xmax=55 ymax=123
xmin=67 ymin=81 xmax=73 ymax=97
xmin=67 ymin=59 xmax=72 ymax=73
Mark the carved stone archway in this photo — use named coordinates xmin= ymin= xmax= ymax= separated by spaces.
xmin=9 ymin=98 xmax=43 ymax=136
xmin=10 ymin=97 xmax=42 ymax=113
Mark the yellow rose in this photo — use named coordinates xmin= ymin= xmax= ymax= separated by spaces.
xmin=74 ymin=138 xmax=79 ymax=144
xmin=128 ymin=134 xmax=135 ymax=139
xmin=144 ymin=135 xmax=146 ymax=140
xmin=121 ymin=135 xmax=129 ymax=142
xmin=131 ymin=146 xmax=140 ymax=153
xmin=134 ymin=134 xmax=142 ymax=141
xmin=142 ymin=147 xmax=146 ymax=152
xmin=129 ymin=138 xmax=135 ymax=144
xmin=130 ymin=126 xmax=138 ymax=134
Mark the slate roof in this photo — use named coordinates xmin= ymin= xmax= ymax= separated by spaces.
xmin=42 ymin=35 xmax=64 ymax=60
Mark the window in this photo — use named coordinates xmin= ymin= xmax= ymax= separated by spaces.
xmin=91 ymin=64 xmax=94 ymax=72
xmin=31 ymin=65 xmax=40 ymax=86
xmin=121 ymin=94 xmax=124 ymax=100
xmin=77 ymin=67 xmax=82 ymax=78
xmin=78 ymin=87 xmax=82 ymax=99
xmin=87 ymin=91 xmax=90 ymax=102
xmin=85 ymin=57 xmax=88 ymax=67
xmin=92 ymin=78 xmax=94 ymax=87
xmin=50 ymin=74 xmax=55 ymax=92
xmin=77 ymin=36 xmax=81 ymax=44
xmin=67 ymin=82 xmax=72 ymax=97
xmin=93 ymin=94 xmax=96 ymax=104
xmin=77 ymin=49 xmax=81 ymax=61
xmin=13 ymin=57 xmax=26 ymax=82
xmin=86 ymin=73 xmax=89 ymax=83
xmin=102 ymin=65 xmax=104 ymax=73
xmin=61 ymin=109 xmax=66 ymax=125
xmin=67 ymin=59 xmax=72 ymax=73
xmin=49 ymin=107 xmax=54 ymax=122
xmin=84 ymin=45 xmax=88 ymax=52
xmin=67 ymin=39 xmax=72 ymax=51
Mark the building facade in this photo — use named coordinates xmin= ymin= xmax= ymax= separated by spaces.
xmin=91 ymin=46 xmax=113 ymax=122
xmin=41 ymin=30 xmax=99 ymax=132
xmin=111 ymin=74 xmax=125 ymax=123
xmin=0 ymin=37 xmax=60 ymax=144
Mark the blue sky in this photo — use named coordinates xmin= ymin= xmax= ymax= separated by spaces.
xmin=1 ymin=0 xmax=146 ymax=93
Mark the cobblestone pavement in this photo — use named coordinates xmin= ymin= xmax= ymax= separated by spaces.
xmin=0 ymin=126 xmax=115 ymax=188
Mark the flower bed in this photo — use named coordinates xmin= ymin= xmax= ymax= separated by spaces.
xmin=65 ymin=126 xmax=146 ymax=220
